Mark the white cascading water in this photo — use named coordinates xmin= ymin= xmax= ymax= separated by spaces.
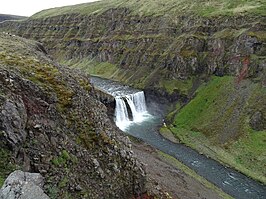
xmin=115 ymin=97 xmax=130 ymax=130
xmin=115 ymin=91 xmax=149 ymax=130
xmin=133 ymin=91 xmax=147 ymax=113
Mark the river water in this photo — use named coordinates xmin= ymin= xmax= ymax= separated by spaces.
xmin=91 ymin=76 xmax=266 ymax=199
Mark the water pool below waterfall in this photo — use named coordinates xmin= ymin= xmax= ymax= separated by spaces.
xmin=90 ymin=76 xmax=266 ymax=199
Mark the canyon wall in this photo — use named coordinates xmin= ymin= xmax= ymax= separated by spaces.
xmin=1 ymin=7 xmax=265 ymax=99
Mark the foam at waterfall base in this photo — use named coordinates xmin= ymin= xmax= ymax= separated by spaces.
xmin=114 ymin=91 xmax=153 ymax=131
xmin=115 ymin=111 xmax=153 ymax=131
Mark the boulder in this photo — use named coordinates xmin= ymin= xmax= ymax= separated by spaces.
xmin=0 ymin=170 xmax=49 ymax=199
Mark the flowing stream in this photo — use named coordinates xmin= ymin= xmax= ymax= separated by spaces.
xmin=91 ymin=76 xmax=266 ymax=199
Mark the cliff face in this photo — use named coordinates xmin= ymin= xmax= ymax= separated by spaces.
xmin=0 ymin=33 xmax=145 ymax=198
xmin=1 ymin=2 xmax=265 ymax=98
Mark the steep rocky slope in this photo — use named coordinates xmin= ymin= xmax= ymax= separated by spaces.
xmin=0 ymin=0 xmax=265 ymax=183
xmin=0 ymin=33 xmax=146 ymax=198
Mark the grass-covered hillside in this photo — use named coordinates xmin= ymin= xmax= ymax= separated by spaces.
xmin=169 ymin=75 xmax=266 ymax=183
xmin=32 ymin=0 xmax=266 ymax=18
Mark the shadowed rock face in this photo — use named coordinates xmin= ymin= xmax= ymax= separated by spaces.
xmin=0 ymin=33 xmax=146 ymax=199
xmin=0 ymin=98 xmax=27 ymax=150
xmin=250 ymin=111 xmax=265 ymax=131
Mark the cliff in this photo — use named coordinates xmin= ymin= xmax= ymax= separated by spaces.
xmin=0 ymin=0 xmax=265 ymax=184
xmin=0 ymin=33 xmax=146 ymax=198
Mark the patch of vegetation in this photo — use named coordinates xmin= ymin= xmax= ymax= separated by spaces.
xmin=230 ymin=129 xmax=266 ymax=178
xmin=159 ymin=78 xmax=193 ymax=95
xmin=0 ymin=147 xmax=16 ymax=187
xmin=68 ymin=111 xmax=103 ymax=149
xmin=179 ymin=49 xmax=197 ymax=58
xmin=28 ymin=65 xmax=74 ymax=111
xmin=46 ymin=184 xmax=59 ymax=199
xmin=173 ymin=76 xmax=233 ymax=129
xmin=166 ymin=103 xmax=181 ymax=122
xmin=51 ymin=150 xmax=72 ymax=167
xmin=160 ymin=126 xmax=180 ymax=143
xmin=64 ymin=58 xmax=118 ymax=79
xmin=213 ymin=28 xmax=248 ymax=39
xmin=78 ymin=78 xmax=92 ymax=92
xmin=247 ymin=31 xmax=266 ymax=42
xmin=58 ymin=176 xmax=69 ymax=188
xmin=77 ymin=130 xmax=99 ymax=149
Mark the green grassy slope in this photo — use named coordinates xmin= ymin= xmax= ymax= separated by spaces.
xmin=32 ymin=0 xmax=266 ymax=19
xmin=170 ymin=76 xmax=266 ymax=183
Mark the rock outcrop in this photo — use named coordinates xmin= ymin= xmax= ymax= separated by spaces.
xmin=250 ymin=111 xmax=265 ymax=131
xmin=0 ymin=33 xmax=146 ymax=198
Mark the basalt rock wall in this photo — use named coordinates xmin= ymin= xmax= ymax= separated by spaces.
xmin=1 ymin=9 xmax=265 ymax=98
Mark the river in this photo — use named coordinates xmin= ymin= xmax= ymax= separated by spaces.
xmin=91 ymin=76 xmax=266 ymax=199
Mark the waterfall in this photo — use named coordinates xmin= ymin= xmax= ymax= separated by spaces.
xmin=133 ymin=91 xmax=147 ymax=113
xmin=115 ymin=97 xmax=130 ymax=130
xmin=115 ymin=91 xmax=148 ymax=130
xmin=125 ymin=91 xmax=147 ymax=122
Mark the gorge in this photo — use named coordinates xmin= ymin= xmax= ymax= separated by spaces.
xmin=0 ymin=0 xmax=265 ymax=198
